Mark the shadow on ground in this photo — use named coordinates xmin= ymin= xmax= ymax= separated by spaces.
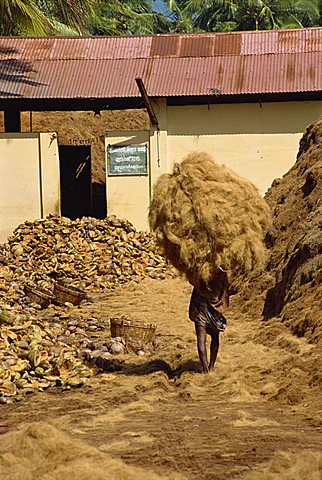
xmin=89 ymin=357 xmax=202 ymax=378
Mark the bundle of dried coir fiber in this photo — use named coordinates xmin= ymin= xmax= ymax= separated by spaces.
xmin=149 ymin=152 xmax=272 ymax=285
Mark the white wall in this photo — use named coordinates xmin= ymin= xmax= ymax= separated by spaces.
xmin=0 ymin=133 xmax=60 ymax=242
xmin=105 ymin=131 xmax=150 ymax=230
xmin=160 ymin=100 xmax=322 ymax=195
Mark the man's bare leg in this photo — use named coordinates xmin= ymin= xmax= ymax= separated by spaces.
xmin=209 ymin=331 xmax=219 ymax=371
xmin=194 ymin=323 xmax=209 ymax=373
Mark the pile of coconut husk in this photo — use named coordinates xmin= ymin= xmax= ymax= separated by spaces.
xmin=0 ymin=214 xmax=175 ymax=404
xmin=0 ymin=307 xmax=95 ymax=403
xmin=0 ymin=305 xmax=160 ymax=404
xmin=0 ymin=214 xmax=175 ymax=312
xmin=149 ymin=152 xmax=272 ymax=288
xmin=258 ymin=116 xmax=322 ymax=344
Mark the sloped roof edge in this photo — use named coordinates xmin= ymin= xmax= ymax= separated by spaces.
xmin=0 ymin=27 xmax=321 ymax=101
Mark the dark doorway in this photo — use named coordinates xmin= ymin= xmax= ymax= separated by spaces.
xmin=59 ymin=146 xmax=92 ymax=220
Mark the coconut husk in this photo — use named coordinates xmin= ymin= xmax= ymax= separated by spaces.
xmin=148 ymin=152 xmax=272 ymax=286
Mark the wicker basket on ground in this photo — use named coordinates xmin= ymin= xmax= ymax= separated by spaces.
xmin=53 ymin=282 xmax=86 ymax=306
xmin=24 ymin=285 xmax=55 ymax=309
xmin=110 ymin=317 xmax=156 ymax=342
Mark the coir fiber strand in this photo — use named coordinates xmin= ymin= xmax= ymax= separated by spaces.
xmin=149 ymin=152 xmax=272 ymax=286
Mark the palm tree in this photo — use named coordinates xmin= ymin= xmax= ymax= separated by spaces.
xmin=0 ymin=0 xmax=50 ymax=35
xmin=89 ymin=0 xmax=171 ymax=35
xmin=184 ymin=0 xmax=238 ymax=31
xmin=38 ymin=0 xmax=96 ymax=34
xmin=0 ymin=0 xmax=95 ymax=35
xmin=124 ymin=0 xmax=171 ymax=34
xmin=233 ymin=0 xmax=320 ymax=30
xmin=163 ymin=0 xmax=320 ymax=32
xmin=1 ymin=0 xmax=319 ymax=36
xmin=163 ymin=0 xmax=204 ymax=31
xmin=283 ymin=0 xmax=320 ymax=27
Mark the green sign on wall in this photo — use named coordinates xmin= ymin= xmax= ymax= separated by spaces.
xmin=108 ymin=144 xmax=148 ymax=176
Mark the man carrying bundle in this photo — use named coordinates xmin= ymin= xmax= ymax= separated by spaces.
xmin=189 ymin=269 xmax=229 ymax=373
xmin=149 ymin=152 xmax=271 ymax=373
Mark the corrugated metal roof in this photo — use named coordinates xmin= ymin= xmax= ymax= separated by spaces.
xmin=0 ymin=28 xmax=321 ymax=100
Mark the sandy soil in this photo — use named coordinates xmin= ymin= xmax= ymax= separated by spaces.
xmin=1 ymin=277 xmax=321 ymax=479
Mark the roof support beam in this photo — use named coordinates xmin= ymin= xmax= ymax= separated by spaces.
xmin=135 ymin=77 xmax=159 ymax=127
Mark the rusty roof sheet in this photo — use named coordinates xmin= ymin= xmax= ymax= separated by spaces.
xmin=0 ymin=28 xmax=321 ymax=100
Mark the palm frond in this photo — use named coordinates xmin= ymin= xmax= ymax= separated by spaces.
xmin=49 ymin=19 xmax=80 ymax=36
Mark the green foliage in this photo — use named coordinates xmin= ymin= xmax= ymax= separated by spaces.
xmin=0 ymin=0 xmax=94 ymax=35
xmin=0 ymin=0 xmax=320 ymax=36
xmin=0 ymin=0 xmax=51 ymax=35
xmin=164 ymin=0 xmax=320 ymax=32
xmin=37 ymin=0 xmax=95 ymax=34
xmin=88 ymin=0 xmax=171 ymax=35
xmin=0 ymin=0 xmax=172 ymax=36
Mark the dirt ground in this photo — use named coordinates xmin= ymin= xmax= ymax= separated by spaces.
xmin=1 ymin=277 xmax=322 ymax=479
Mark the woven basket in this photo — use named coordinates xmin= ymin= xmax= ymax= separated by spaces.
xmin=53 ymin=283 xmax=86 ymax=306
xmin=24 ymin=285 xmax=55 ymax=309
xmin=110 ymin=318 xmax=156 ymax=342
